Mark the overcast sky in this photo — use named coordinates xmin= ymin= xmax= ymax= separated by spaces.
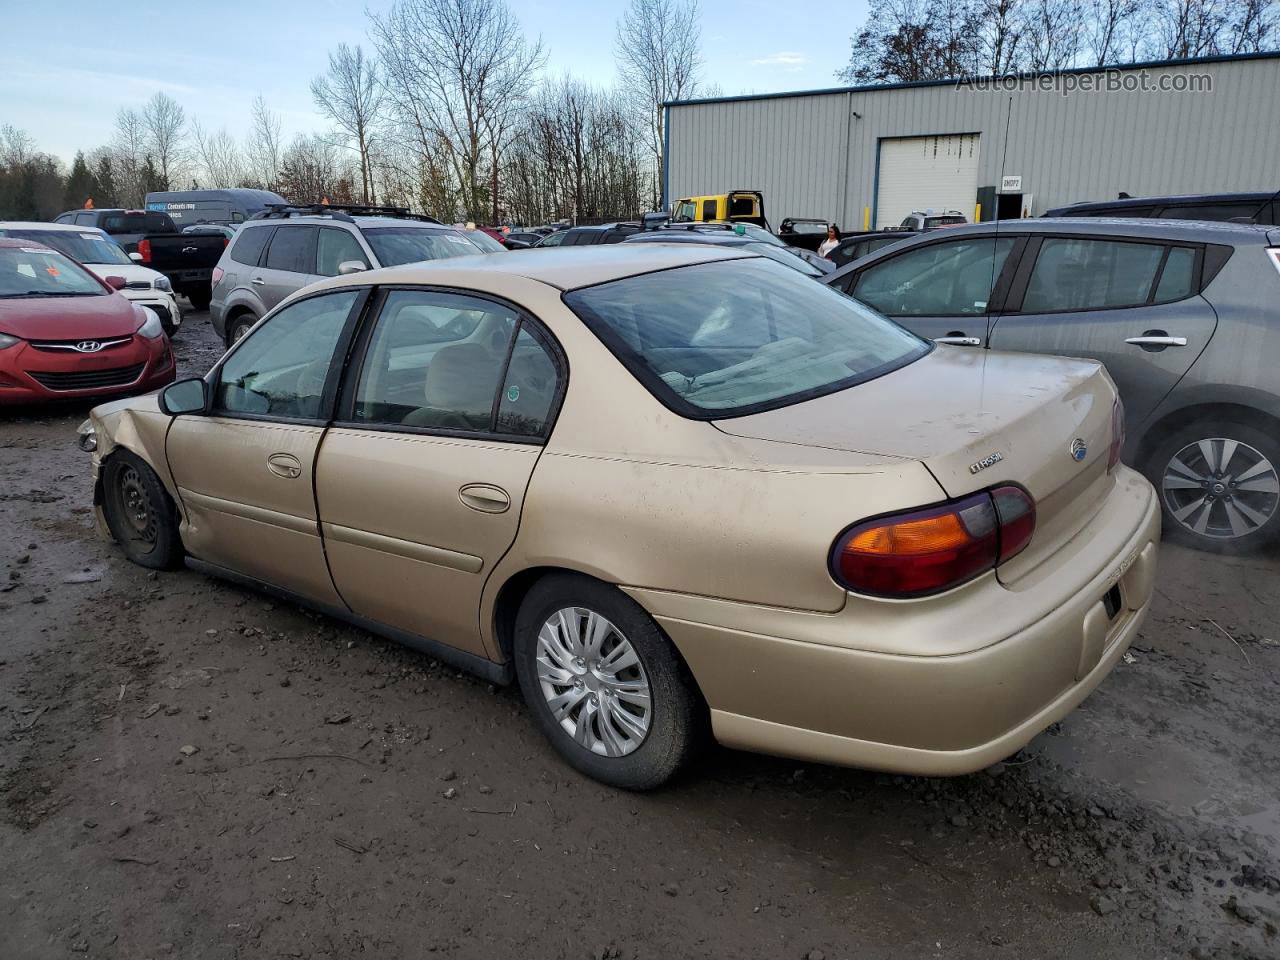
xmin=2 ymin=0 xmax=867 ymax=165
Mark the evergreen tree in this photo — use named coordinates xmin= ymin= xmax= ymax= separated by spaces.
xmin=63 ymin=150 xmax=100 ymax=210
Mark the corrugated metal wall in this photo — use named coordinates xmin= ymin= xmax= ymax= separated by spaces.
xmin=665 ymin=56 xmax=1280 ymax=228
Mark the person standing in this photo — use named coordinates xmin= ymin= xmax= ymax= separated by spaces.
xmin=818 ymin=223 xmax=841 ymax=258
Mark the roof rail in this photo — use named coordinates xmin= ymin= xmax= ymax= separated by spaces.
xmin=250 ymin=203 xmax=442 ymax=224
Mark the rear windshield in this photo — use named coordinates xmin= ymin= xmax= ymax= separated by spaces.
xmin=786 ymin=221 xmax=829 ymax=235
xmin=365 ymin=227 xmax=480 ymax=265
xmin=100 ymin=212 xmax=172 ymax=234
xmin=564 ymin=258 xmax=928 ymax=417
xmin=0 ymin=247 xmax=105 ymax=297
xmin=1 ymin=229 xmax=132 ymax=265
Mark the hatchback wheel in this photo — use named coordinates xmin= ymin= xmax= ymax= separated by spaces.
xmin=1148 ymin=420 xmax=1280 ymax=551
xmin=513 ymin=574 xmax=706 ymax=790
xmin=102 ymin=451 xmax=183 ymax=569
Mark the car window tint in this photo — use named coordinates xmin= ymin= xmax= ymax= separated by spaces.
xmin=1154 ymin=246 xmax=1197 ymax=302
xmin=497 ymin=328 xmax=559 ymax=437
xmin=352 ymin=290 xmax=518 ymax=431
xmin=264 ymin=226 xmax=316 ymax=273
xmin=852 ymin=237 xmax=1015 ymax=316
xmin=1158 ymin=203 xmax=1257 ymax=222
xmin=229 ymin=226 xmax=272 ymax=266
xmin=214 ymin=291 xmax=357 ymax=419
xmin=1084 ymin=206 xmax=1154 ymax=217
xmin=316 ymin=228 xmax=368 ymax=277
xmin=1022 ymin=238 xmax=1164 ymax=312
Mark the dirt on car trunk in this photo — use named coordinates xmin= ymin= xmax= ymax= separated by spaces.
xmin=1 ymin=317 xmax=1278 ymax=959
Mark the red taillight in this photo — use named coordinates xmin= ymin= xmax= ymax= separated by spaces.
xmin=222 ymin=235 xmax=230 ymax=248
xmin=1108 ymin=397 xmax=1125 ymax=472
xmin=831 ymin=485 xmax=1036 ymax=597
xmin=137 ymin=238 xmax=152 ymax=264
xmin=212 ymin=266 xmax=224 ymax=286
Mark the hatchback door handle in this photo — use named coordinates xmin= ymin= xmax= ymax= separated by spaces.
xmin=251 ymin=276 xmax=266 ymax=286
xmin=459 ymin=483 xmax=510 ymax=514
xmin=935 ymin=336 xmax=982 ymax=347
xmin=267 ymin=453 xmax=302 ymax=479
xmin=1125 ymin=335 xmax=1187 ymax=347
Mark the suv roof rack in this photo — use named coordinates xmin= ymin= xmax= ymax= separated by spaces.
xmin=251 ymin=203 xmax=442 ymax=224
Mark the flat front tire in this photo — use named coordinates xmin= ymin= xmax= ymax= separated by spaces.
xmin=101 ymin=451 xmax=183 ymax=570
xmin=513 ymin=573 xmax=707 ymax=790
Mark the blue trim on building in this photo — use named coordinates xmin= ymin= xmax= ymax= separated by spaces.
xmin=663 ymin=50 xmax=1280 ymax=108
xmin=661 ymin=105 xmax=671 ymax=209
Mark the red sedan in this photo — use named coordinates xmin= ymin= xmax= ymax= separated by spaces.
xmin=0 ymin=239 xmax=174 ymax=405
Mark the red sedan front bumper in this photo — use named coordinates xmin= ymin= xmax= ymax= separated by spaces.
xmin=0 ymin=334 xmax=175 ymax=405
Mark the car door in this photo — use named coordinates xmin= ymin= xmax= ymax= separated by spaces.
xmin=166 ymin=288 xmax=367 ymax=604
xmin=257 ymin=225 xmax=320 ymax=310
xmin=315 ymin=287 xmax=564 ymax=658
xmin=986 ymin=235 xmax=1218 ymax=426
xmin=834 ymin=234 xmax=1021 ymax=346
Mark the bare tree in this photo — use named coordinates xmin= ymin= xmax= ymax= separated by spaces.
xmin=110 ymin=108 xmax=149 ymax=206
xmin=278 ymin=133 xmax=361 ymax=205
xmin=191 ymin=122 xmax=246 ymax=188
xmin=837 ymin=0 xmax=982 ymax=84
xmin=141 ymin=92 xmax=188 ymax=189
xmin=1024 ymin=0 xmax=1084 ymax=69
xmin=246 ymin=94 xmax=283 ymax=191
xmin=372 ymin=0 xmax=544 ymax=222
xmin=1149 ymin=0 xmax=1229 ymax=58
xmin=311 ymin=44 xmax=384 ymax=204
xmin=1082 ymin=0 xmax=1142 ymax=64
xmin=1227 ymin=0 xmax=1278 ymax=52
xmin=615 ymin=0 xmax=701 ymax=206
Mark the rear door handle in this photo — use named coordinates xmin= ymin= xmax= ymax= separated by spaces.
xmin=459 ymin=483 xmax=510 ymax=514
xmin=251 ymin=276 xmax=266 ymax=286
xmin=1125 ymin=335 xmax=1187 ymax=347
xmin=267 ymin=453 xmax=302 ymax=479
xmin=935 ymin=336 xmax=983 ymax=347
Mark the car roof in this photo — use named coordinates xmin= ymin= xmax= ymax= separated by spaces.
xmin=1051 ymin=191 xmax=1275 ymax=211
xmin=308 ymin=244 xmax=754 ymax=293
xmin=239 ymin=215 xmax=454 ymax=230
xmin=885 ymin=217 xmax=1274 ymax=244
xmin=0 ymin=221 xmax=108 ymax=233
xmin=625 ymin=232 xmax=757 ymax=246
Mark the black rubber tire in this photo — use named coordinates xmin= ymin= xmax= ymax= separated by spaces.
xmin=186 ymin=289 xmax=212 ymax=312
xmin=101 ymin=451 xmax=184 ymax=570
xmin=1144 ymin=418 xmax=1280 ymax=553
xmin=226 ymin=315 xmax=257 ymax=348
xmin=513 ymin=573 xmax=707 ymax=790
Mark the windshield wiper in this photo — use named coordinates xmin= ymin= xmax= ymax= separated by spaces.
xmin=0 ymin=290 xmax=98 ymax=298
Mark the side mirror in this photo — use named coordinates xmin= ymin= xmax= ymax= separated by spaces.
xmin=159 ymin=377 xmax=209 ymax=416
xmin=129 ymin=252 xmax=143 ymax=263
xmin=337 ymin=260 xmax=368 ymax=275
xmin=104 ymin=275 xmax=128 ymax=291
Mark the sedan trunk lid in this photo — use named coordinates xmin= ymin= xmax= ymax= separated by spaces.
xmin=713 ymin=346 xmax=1119 ymax=584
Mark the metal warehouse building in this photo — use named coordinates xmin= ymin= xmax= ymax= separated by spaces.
xmin=662 ymin=52 xmax=1280 ymax=231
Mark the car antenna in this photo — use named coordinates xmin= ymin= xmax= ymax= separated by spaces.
xmin=1237 ymin=184 xmax=1280 ymax=225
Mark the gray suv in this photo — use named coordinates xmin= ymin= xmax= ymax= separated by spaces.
xmin=825 ymin=218 xmax=1280 ymax=551
xmin=210 ymin=205 xmax=495 ymax=345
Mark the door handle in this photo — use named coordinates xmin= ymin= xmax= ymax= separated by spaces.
xmin=266 ymin=453 xmax=302 ymax=479
xmin=935 ymin=336 xmax=983 ymax=347
xmin=459 ymin=483 xmax=510 ymax=514
xmin=251 ymin=276 xmax=266 ymax=286
xmin=1124 ymin=335 xmax=1187 ymax=347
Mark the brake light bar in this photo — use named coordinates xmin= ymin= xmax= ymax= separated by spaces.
xmin=137 ymin=238 xmax=152 ymax=264
xmin=830 ymin=485 xmax=1036 ymax=598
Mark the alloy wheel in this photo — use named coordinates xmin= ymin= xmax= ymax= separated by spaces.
xmin=535 ymin=607 xmax=652 ymax=757
xmin=1161 ymin=437 xmax=1280 ymax=540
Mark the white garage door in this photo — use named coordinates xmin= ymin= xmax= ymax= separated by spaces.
xmin=875 ymin=134 xmax=981 ymax=229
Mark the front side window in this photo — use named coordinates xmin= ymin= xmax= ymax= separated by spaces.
xmin=229 ymin=226 xmax=272 ymax=266
xmin=352 ymin=290 xmax=518 ymax=431
xmin=214 ymin=291 xmax=358 ymax=419
xmin=363 ymin=227 xmax=480 ymax=266
xmin=565 ymin=257 xmax=928 ymax=417
xmin=316 ymin=228 xmax=369 ymax=277
xmin=1021 ymin=237 xmax=1166 ymax=313
xmin=0 ymin=246 xmax=106 ymax=297
xmin=852 ymin=237 xmax=1015 ymax=317
xmin=264 ymin=226 xmax=317 ymax=274
xmin=673 ymin=201 xmax=696 ymax=222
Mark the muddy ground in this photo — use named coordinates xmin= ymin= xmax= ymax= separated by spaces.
xmin=2 ymin=314 xmax=1278 ymax=960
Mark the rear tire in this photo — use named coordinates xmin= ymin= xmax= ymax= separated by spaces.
xmin=1144 ymin=418 xmax=1280 ymax=552
xmin=186 ymin=289 xmax=212 ymax=312
xmin=513 ymin=573 xmax=707 ymax=790
xmin=102 ymin=451 xmax=183 ymax=570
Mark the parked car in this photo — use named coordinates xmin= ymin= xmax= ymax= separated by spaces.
xmin=777 ymin=218 xmax=831 ymax=251
xmin=621 ymin=229 xmax=829 ymax=277
xmin=826 ymin=229 xmax=918 ymax=267
xmin=0 ymin=239 xmax=174 ymax=404
xmin=532 ymin=231 xmax=567 ymax=247
xmin=0 ymin=222 xmax=183 ymax=335
xmin=52 ymin=208 xmax=226 ymax=310
xmin=1043 ymin=191 xmax=1278 ymax=225
xmin=145 ymin=188 xmax=287 ymax=227
xmin=211 ymin=204 xmax=497 ymax=346
xmin=554 ymin=222 xmax=643 ymax=246
xmin=670 ymin=191 xmax=768 ymax=229
xmin=824 ymin=218 xmax=1280 ymax=551
xmin=657 ymin=221 xmax=834 ymax=273
xmin=899 ymin=210 xmax=967 ymax=231
xmin=86 ymin=245 xmax=1157 ymax=789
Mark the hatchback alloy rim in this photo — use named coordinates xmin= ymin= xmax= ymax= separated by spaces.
xmin=1162 ymin=438 xmax=1280 ymax=540
xmin=536 ymin=607 xmax=652 ymax=757
xmin=117 ymin=466 xmax=157 ymax=545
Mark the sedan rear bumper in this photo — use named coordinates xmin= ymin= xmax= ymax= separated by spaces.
xmin=625 ymin=469 xmax=1160 ymax=775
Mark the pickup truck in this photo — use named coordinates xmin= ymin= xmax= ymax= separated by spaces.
xmin=52 ymin=208 xmax=226 ymax=310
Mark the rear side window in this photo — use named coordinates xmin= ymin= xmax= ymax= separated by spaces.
xmin=1158 ymin=203 xmax=1258 ymax=222
xmin=497 ymin=327 xmax=560 ymax=437
xmin=264 ymin=226 xmax=317 ymax=274
xmin=1084 ymin=206 xmax=1154 ymax=218
xmin=229 ymin=226 xmax=272 ymax=266
xmin=1153 ymin=246 xmax=1197 ymax=302
xmin=1021 ymin=238 xmax=1167 ymax=312
xmin=74 ymin=212 xmax=97 ymax=226
xmin=701 ymin=199 xmax=716 ymax=220
xmin=852 ymin=237 xmax=1015 ymax=316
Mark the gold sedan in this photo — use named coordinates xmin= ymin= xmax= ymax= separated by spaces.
xmin=84 ymin=246 xmax=1159 ymax=789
